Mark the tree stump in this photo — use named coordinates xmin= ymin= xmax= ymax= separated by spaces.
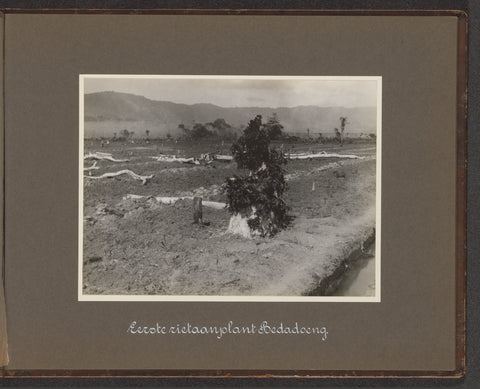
xmin=193 ymin=196 xmax=203 ymax=224
xmin=227 ymin=213 xmax=252 ymax=239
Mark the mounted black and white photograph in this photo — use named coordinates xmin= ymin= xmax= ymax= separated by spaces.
xmin=79 ymin=75 xmax=381 ymax=302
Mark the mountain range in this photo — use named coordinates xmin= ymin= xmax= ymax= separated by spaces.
xmin=84 ymin=91 xmax=377 ymax=138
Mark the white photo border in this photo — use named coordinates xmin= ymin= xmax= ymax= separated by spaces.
xmin=78 ymin=75 xmax=382 ymax=303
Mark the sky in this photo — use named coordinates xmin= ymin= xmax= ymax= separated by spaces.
xmin=83 ymin=76 xmax=379 ymax=109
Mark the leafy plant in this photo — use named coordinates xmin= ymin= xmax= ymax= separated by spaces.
xmin=225 ymin=115 xmax=291 ymax=237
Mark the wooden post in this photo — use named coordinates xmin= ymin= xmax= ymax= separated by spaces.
xmin=193 ymin=196 xmax=203 ymax=224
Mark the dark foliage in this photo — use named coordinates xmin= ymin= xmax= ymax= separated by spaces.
xmin=179 ymin=119 xmax=237 ymax=141
xmin=191 ymin=123 xmax=213 ymax=139
xmin=231 ymin=115 xmax=271 ymax=170
xmin=225 ymin=115 xmax=291 ymax=237
xmin=211 ymin=118 xmax=232 ymax=130
xmin=264 ymin=113 xmax=284 ymax=140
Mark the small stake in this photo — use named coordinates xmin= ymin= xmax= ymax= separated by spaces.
xmin=193 ymin=196 xmax=203 ymax=224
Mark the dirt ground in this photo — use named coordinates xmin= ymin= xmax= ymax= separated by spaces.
xmin=82 ymin=140 xmax=376 ymax=296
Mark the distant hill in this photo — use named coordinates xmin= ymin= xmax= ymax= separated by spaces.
xmin=84 ymin=91 xmax=377 ymax=138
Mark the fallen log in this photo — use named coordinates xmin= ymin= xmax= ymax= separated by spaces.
xmin=153 ymin=154 xmax=232 ymax=164
xmin=288 ymin=152 xmax=364 ymax=160
xmin=123 ymin=194 xmax=149 ymax=200
xmin=184 ymin=158 xmax=201 ymax=165
xmin=155 ymin=196 xmax=226 ymax=210
xmin=84 ymin=152 xmax=129 ymax=162
xmin=84 ymin=161 xmax=99 ymax=171
xmin=155 ymin=196 xmax=188 ymax=205
xmin=86 ymin=170 xmax=153 ymax=185
xmin=202 ymin=200 xmax=227 ymax=210
xmin=214 ymin=155 xmax=233 ymax=162
xmin=122 ymin=194 xmax=226 ymax=209
xmin=151 ymin=155 xmax=200 ymax=165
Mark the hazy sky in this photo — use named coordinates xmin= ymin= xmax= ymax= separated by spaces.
xmin=83 ymin=76 xmax=379 ymax=108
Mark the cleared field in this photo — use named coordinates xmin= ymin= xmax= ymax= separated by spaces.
xmin=82 ymin=139 xmax=376 ymax=296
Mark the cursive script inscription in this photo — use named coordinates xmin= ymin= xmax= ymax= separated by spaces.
xmin=127 ymin=321 xmax=328 ymax=340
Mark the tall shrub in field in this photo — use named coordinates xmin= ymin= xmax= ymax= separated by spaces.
xmin=225 ymin=115 xmax=290 ymax=237
xmin=334 ymin=116 xmax=348 ymax=146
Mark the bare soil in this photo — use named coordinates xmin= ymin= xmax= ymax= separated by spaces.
xmin=82 ymin=140 xmax=376 ymax=296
